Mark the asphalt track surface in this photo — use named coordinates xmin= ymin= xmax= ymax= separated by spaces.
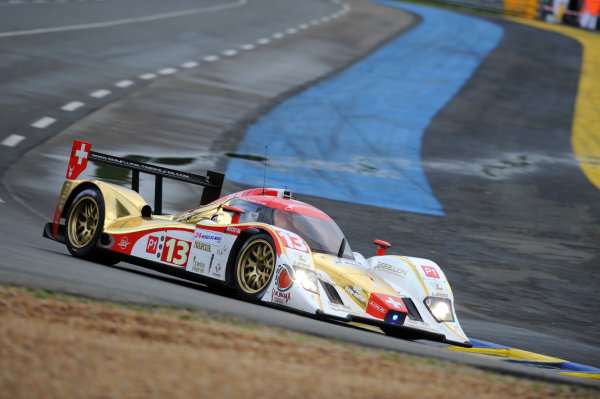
xmin=1 ymin=0 xmax=599 ymax=387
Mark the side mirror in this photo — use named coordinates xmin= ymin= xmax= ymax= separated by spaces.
xmin=223 ymin=205 xmax=245 ymax=224
xmin=373 ymin=239 xmax=391 ymax=256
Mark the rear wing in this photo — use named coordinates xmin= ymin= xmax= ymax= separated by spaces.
xmin=65 ymin=140 xmax=224 ymax=214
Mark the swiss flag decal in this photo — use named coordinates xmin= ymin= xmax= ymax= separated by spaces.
xmin=66 ymin=140 xmax=91 ymax=180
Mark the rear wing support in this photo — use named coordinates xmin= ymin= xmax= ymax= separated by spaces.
xmin=88 ymin=151 xmax=224 ymax=215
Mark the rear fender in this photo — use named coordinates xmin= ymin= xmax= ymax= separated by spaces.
xmin=60 ymin=179 xmax=149 ymax=228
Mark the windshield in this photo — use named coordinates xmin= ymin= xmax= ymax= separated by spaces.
xmin=272 ymin=209 xmax=354 ymax=259
xmin=229 ymin=199 xmax=354 ymax=259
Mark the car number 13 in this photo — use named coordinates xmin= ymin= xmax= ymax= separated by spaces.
xmin=161 ymin=236 xmax=191 ymax=266
xmin=277 ymin=230 xmax=308 ymax=252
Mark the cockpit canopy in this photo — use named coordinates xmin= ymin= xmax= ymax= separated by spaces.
xmin=229 ymin=197 xmax=354 ymax=260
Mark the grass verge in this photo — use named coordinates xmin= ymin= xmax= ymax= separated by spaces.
xmin=0 ymin=285 xmax=595 ymax=398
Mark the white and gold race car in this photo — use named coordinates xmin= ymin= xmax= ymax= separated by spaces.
xmin=44 ymin=140 xmax=471 ymax=347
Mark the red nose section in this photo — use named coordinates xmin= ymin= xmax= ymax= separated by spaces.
xmin=366 ymin=293 xmax=408 ymax=320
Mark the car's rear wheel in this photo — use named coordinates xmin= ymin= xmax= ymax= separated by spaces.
xmin=65 ymin=187 xmax=105 ymax=258
xmin=234 ymin=233 xmax=276 ymax=300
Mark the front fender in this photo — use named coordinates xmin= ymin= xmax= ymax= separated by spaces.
xmin=244 ymin=225 xmax=321 ymax=312
xmin=369 ymin=255 xmax=470 ymax=346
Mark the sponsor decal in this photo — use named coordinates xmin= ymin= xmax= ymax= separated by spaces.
xmin=190 ymin=256 xmax=206 ymax=274
xmin=292 ymin=254 xmax=311 ymax=269
xmin=212 ymin=263 xmax=222 ymax=278
xmin=328 ymin=303 xmax=353 ymax=312
xmin=194 ymin=242 xmax=211 ymax=252
xmin=194 ymin=228 xmax=223 ymax=247
xmin=369 ymin=300 xmax=386 ymax=314
xmin=275 ymin=266 xmax=294 ymax=292
xmin=216 ymin=245 xmax=229 ymax=256
xmin=373 ymin=262 xmax=409 ymax=278
xmin=272 ymin=288 xmax=291 ymax=304
xmin=226 ymin=226 xmax=241 ymax=235
xmin=207 ymin=253 xmax=215 ymax=273
xmin=344 ymin=285 xmax=366 ymax=304
xmin=421 ymin=265 xmax=440 ymax=279
xmin=434 ymin=292 xmax=449 ymax=298
xmin=161 ymin=236 xmax=191 ymax=267
xmin=52 ymin=182 xmax=72 ymax=237
xmin=332 ymin=259 xmax=362 ymax=267
xmin=118 ymin=237 xmax=130 ymax=250
xmin=146 ymin=236 xmax=159 ymax=254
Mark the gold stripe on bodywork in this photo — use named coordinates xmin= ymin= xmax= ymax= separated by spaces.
xmin=396 ymin=256 xmax=430 ymax=296
xmin=443 ymin=322 xmax=467 ymax=342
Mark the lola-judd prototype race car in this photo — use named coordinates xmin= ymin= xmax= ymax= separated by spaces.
xmin=43 ymin=140 xmax=472 ymax=347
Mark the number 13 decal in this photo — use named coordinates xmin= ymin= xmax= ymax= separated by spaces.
xmin=161 ymin=237 xmax=191 ymax=267
xmin=277 ymin=230 xmax=308 ymax=253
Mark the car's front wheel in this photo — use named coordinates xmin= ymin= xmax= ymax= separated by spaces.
xmin=233 ymin=233 xmax=276 ymax=300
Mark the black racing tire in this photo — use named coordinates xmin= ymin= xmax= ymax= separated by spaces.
xmin=233 ymin=233 xmax=276 ymax=300
xmin=65 ymin=187 xmax=105 ymax=258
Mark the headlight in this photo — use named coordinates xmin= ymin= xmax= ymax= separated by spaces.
xmin=424 ymin=297 xmax=454 ymax=323
xmin=293 ymin=266 xmax=319 ymax=294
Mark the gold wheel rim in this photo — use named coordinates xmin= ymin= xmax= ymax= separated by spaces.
xmin=68 ymin=196 xmax=99 ymax=248
xmin=237 ymin=239 xmax=275 ymax=294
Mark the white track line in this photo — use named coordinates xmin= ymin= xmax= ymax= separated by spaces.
xmin=257 ymin=38 xmax=270 ymax=45
xmin=272 ymin=32 xmax=284 ymax=39
xmin=222 ymin=49 xmax=238 ymax=56
xmin=61 ymin=101 xmax=85 ymax=111
xmin=181 ymin=61 xmax=199 ymax=68
xmin=240 ymin=43 xmax=255 ymax=51
xmin=203 ymin=55 xmax=219 ymax=62
xmin=90 ymin=89 xmax=111 ymax=98
xmin=1 ymin=134 xmax=25 ymax=147
xmin=286 ymin=28 xmax=297 ymax=34
xmin=139 ymin=73 xmax=157 ymax=80
xmin=298 ymin=23 xmax=309 ymax=30
xmin=31 ymin=117 xmax=56 ymax=129
xmin=0 ymin=0 xmax=248 ymax=38
xmin=115 ymin=80 xmax=134 ymax=88
xmin=158 ymin=67 xmax=177 ymax=75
